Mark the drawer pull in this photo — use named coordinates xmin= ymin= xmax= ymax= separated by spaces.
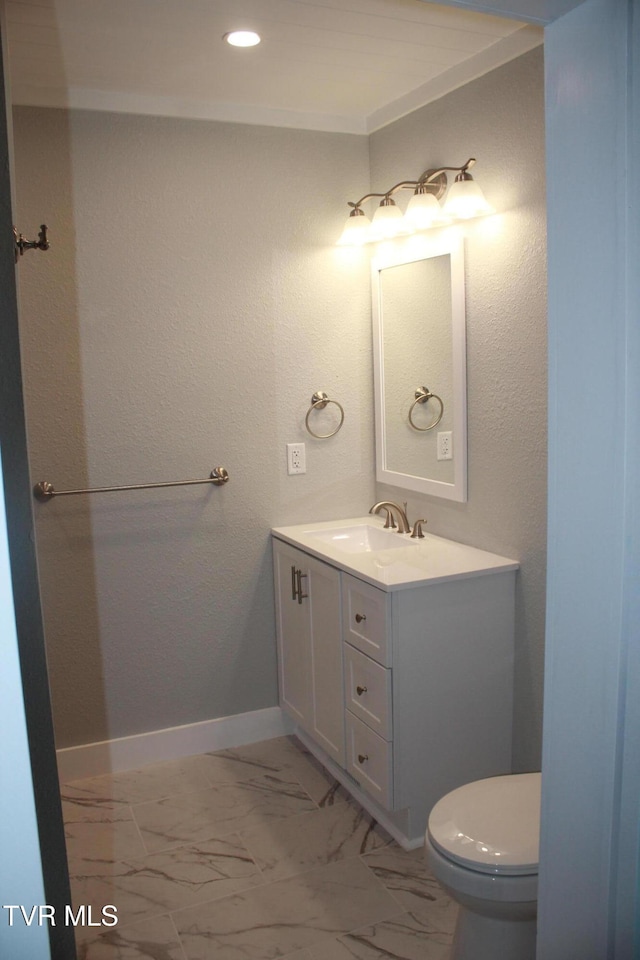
xmin=355 ymin=613 xmax=367 ymax=623
xmin=357 ymin=753 xmax=369 ymax=764
xmin=356 ymin=685 xmax=367 ymax=696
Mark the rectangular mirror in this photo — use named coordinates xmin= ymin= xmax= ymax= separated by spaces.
xmin=372 ymin=233 xmax=467 ymax=501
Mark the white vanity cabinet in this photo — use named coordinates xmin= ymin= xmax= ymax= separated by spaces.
xmin=272 ymin=520 xmax=518 ymax=848
xmin=341 ymin=570 xmax=516 ymax=843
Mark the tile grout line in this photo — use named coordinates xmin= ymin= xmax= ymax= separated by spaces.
xmin=129 ymin=802 xmax=152 ymax=857
xmin=168 ymin=911 xmax=189 ymax=960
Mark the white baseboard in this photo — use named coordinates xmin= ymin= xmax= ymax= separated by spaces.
xmin=56 ymin=707 xmax=294 ymax=783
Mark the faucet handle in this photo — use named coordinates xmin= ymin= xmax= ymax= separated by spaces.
xmin=410 ymin=519 xmax=426 ymax=539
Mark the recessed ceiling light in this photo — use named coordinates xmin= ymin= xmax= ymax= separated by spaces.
xmin=224 ymin=31 xmax=261 ymax=48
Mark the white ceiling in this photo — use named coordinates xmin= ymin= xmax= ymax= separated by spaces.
xmin=5 ymin=0 xmax=542 ymax=133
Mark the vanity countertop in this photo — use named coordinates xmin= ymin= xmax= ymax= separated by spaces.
xmin=272 ymin=516 xmax=519 ymax=592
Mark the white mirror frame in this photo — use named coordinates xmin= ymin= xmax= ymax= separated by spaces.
xmin=371 ymin=232 xmax=467 ymax=502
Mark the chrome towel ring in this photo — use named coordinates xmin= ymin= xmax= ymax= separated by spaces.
xmin=305 ymin=391 xmax=345 ymax=439
xmin=408 ymin=386 xmax=444 ymax=432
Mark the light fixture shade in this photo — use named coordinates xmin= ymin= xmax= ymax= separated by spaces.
xmin=442 ymin=178 xmax=493 ymax=219
xmin=337 ymin=211 xmax=371 ymax=246
xmin=404 ymin=191 xmax=448 ymax=230
xmin=370 ymin=201 xmax=413 ymax=241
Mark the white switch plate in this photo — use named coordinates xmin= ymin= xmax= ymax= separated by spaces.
xmin=437 ymin=431 xmax=453 ymax=461
xmin=287 ymin=442 xmax=306 ymax=475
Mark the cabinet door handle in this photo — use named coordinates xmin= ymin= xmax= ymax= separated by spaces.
xmin=356 ymin=685 xmax=367 ymax=696
xmin=355 ymin=613 xmax=366 ymax=624
xmin=291 ymin=565 xmax=298 ymax=601
xmin=357 ymin=753 xmax=369 ymax=764
xmin=296 ymin=569 xmax=308 ymax=604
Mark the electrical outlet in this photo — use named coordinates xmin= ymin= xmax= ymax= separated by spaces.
xmin=286 ymin=442 xmax=306 ymax=475
xmin=437 ymin=431 xmax=453 ymax=461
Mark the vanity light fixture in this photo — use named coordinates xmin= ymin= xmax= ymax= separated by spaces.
xmin=337 ymin=158 xmax=492 ymax=245
xmin=404 ymin=187 xmax=447 ymax=230
xmin=338 ymin=208 xmax=372 ymax=245
xmin=370 ymin=197 xmax=412 ymax=241
xmin=442 ymin=167 xmax=494 ymax=219
xmin=224 ymin=30 xmax=261 ymax=47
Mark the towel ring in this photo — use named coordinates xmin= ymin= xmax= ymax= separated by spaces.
xmin=408 ymin=386 xmax=444 ymax=432
xmin=305 ymin=391 xmax=345 ymax=439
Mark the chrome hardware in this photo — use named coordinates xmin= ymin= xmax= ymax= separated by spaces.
xmin=14 ymin=224 xmax=49 ymax=263
xmin=290 ymin=567 xmax=308 ymax=604
xmin=369 ymin=500 xmax=411 ymax=534
xmin=357 ymin=754 xmax=369 ymax=764
xmin=379 ymin=506 xmax=396 ymax=529
xmin=418 ymin=168 xmax=449 ymax=199
xmin=33 ymin=466 xmax=230 ymax=502
xmin=355 ymin=613 xmax=366 ymax=624
xmin=305 ymin=391 xmax=345 ymax=439
xmin=356 ymin=685 xmax=367 ymax=696
xmin=295 ymin=569 xmax=308 ymax=604
xmin=210 ymin=466 xmax=230 ymax=485
xmin=408 ymin=387 xmax=444 ymax=431
xmin=410 ymin=519 xmax=427 ymax=539
xmin=34 ymin=481 xmax=55 ymax=500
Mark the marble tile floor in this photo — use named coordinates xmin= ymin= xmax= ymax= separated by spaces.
xmin=62 ymin=735 xmax=457 ymax=959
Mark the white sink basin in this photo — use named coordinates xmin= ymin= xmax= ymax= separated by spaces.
xmin=307 ymin=523 xmax=417 ymax=554
xmin=273 ymin=516 xmax=520 ymax=590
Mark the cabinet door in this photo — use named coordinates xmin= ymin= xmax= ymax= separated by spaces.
xmin=273 ymin=540 xmax=345 ymax=765
xmin=307 ymin=555 xmax=344 ymax=764
xmin=273 ymin=540 xmax=312 ymax=730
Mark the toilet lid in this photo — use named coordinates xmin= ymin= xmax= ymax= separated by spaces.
xmin=428 ymin=773 xmax=541 ymax=876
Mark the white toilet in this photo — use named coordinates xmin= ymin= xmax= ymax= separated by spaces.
xmin=425 ymin=772 xmax=541 ymax=960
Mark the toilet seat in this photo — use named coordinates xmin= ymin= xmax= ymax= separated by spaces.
xmin=427 ymin=772 xmax=541 ymax=877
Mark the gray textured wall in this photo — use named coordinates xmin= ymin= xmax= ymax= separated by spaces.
xmin=13 ymin=46 xmax=546 ymax=770
xmin=13 ymin=109 xmax=373 ymax=748
xmin=371 ymin=46 xmax=546 ymax=771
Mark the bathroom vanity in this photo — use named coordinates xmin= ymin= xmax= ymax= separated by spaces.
xmin=272 ymin=517 xmax=519 ymax=849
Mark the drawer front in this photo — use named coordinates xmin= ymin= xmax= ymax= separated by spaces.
xmin=345 ymin=711 xmax=393 ymax=810
xmin=342 ymin=574 xmax=390 ymax=666
xmin=344 ymin=643 xmax=392 ymax=740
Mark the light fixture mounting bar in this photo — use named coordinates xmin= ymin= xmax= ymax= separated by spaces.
xmin=348 ymin=194 xmax=386 ymax=209
xmin=337 ymin=157 xmax=490 ymax=245
xmin=345 ymin=159 xmax=475 ymax=212
xmin=421 ymin=158 xmax=476 ymax=185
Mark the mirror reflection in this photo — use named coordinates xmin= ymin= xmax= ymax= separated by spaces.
xmin=372 ymin=234 xmax=467 ymax=501
xmin=381 ymin=255 xmax=454 ymax=483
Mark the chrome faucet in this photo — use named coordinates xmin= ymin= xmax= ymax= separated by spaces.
xmin=374 ymin=505 xmax=396 ymax=529
xmin=369 ymin=500 xmax=411 ymax=534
